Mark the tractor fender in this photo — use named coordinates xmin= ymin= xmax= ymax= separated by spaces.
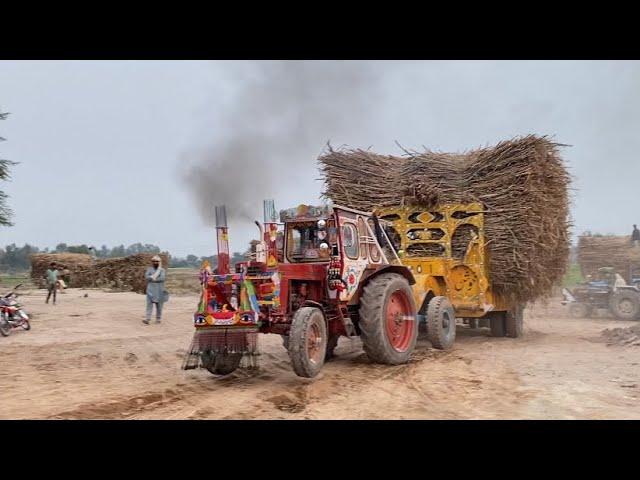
xmin=302 ymin=299 xmax=325 ymax=311
xmin=362 ymin=265 xmax=416 ymax=287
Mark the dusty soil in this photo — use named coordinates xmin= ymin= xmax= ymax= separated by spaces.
xmin=1 ymin=289 xmax=639 ymax=419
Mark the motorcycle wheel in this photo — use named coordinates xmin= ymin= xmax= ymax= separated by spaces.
xmin=21 ymin=320 xmax=31 ymax=331
xmin=0 ymin=317 xmax=11 ymax=337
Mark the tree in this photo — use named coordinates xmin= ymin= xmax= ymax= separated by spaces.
xmin=0 ymin=109 xmax=17 ymax=227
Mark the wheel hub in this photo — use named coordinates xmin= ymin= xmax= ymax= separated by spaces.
xmin=385 ymin=290 xmax=415 ymax=353
xmin=619 ymin=299 xmax=633 ymax=314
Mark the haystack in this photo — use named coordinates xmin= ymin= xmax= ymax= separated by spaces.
xmin=577 ymin=235 xmax=640 ymax=281
xmin=319 ymin=135 xmax=571 ymax=304
xmin=30 ymin=253 xmax=93 ymax=288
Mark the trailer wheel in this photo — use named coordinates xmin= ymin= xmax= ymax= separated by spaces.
xmin=359 ymin=273 xmax=418 ymax=365
xmin=202 ymin=352 xmax=242 ymax=376
xmin=490 ymin=313 xmax=506 ymax=337
xmin=505 ymin=304 xmax=524 ymax=338
xmin=427 ymin=296 xmax=456 ymax=350
xmin=288 ymin=307 xmax=327 ymax=378
xmin=610 ymin=290 xmax=640 ymax=320
xmin=468 ymin=318 xmax=479 ymax=329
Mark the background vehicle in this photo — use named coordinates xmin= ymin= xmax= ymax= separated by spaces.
xmin=562 ymin=267 xmax=640 ymax=320
xmin=0 ymin=284 xmax=31 ymax=336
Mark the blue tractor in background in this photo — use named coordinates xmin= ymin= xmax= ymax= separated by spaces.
xmin=562 ymin=267 xmax=640 ymax=320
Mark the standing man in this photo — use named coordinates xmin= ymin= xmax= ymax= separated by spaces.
xmin=144 ymin=255 xmax=166 ymax=324
xmin=632 ymin=225 xmax=640 ymax=247
xmin=45 ymin=262 xmax=58 ymax=304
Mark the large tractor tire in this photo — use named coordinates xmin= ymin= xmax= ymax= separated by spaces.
xmin=426 ymin=296 xmax=456 ymax=350
xmin=609 ymin=290 xmax=640 ymax=320
xmin=505 ymin=304 xmax=524 ymax=338
xmin=359 ymin=273 xmax=418 ymax=365
xmin=490 ymin=312 xmax=506 ymax=337
xmin=202 ymin=352 xmax=243 ymax=376
xmin=287 ymin=307 xmax=328 ymax=378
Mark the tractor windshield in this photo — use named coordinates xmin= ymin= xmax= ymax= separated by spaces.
xmin=286 ymin=220 xmax=334 ymax=263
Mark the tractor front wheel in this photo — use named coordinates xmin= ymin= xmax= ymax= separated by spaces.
xmin=288 ymin=307 xmax=328 ymax=378
xmin=359 ymin=273 xmax=418 ymax=364
xmin=569 ymin=302 xmax=592 ymax=319
xmin=203 ymin=352 xmax=243 ymax=376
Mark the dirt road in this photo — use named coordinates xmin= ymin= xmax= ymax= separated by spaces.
xmin=1 ymin=289 xmax=639 ymax=419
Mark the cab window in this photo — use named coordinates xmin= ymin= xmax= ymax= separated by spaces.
xmin=342 ymin=223 xmax=359 ymax=259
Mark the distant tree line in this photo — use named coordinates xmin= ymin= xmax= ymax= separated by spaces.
xmin=0 ymin=242 xmax=247 ymax=272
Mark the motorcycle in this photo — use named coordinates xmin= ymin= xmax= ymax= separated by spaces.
xmin=0 ymin=283 xmax=31 ymax=336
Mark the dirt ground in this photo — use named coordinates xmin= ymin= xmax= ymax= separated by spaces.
xmin=1 ymin=288 xmax=639 ymax=419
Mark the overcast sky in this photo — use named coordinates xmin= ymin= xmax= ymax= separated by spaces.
xmin=0 ymin=60 xmax=637 ymax=257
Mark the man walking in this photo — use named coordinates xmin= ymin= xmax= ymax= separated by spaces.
xmin=45 ymin=262 xmax=58 ymax=304
xmin=632 ymin=225 xmax=640 ymax=247
xmin=143 ymin=255 xmax=166 ymax=324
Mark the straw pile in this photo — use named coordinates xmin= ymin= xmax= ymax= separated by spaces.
xmin=30 ymin=253 xmax=94 ymax=288
xmin=319 ymin=135 xmax=571 ymax=304
xmin=577 ymin=235 xmax=640 ymax=280
xmin=30 ymin=253 xmax=169 ymax=293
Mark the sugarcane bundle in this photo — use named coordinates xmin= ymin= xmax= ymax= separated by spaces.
xmin=319 ymin=135 xmax=571 ymax=304
xmin=31 ymin=252 xmax=170 ymax=293
xmin=29 ymin=253 xmax=93 ymax=288
xmin=577 ymin=235 xmax=640 ymax=281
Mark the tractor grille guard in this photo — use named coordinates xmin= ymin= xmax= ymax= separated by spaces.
xmin=182 ymin=327 xmax=260 ymax=371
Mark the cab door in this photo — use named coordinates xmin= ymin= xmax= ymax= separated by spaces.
xmin=337 ymin=211 xmax=370 ymax=302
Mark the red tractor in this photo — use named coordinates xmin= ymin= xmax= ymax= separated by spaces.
xmin=182 ymin=201 xmax=418 ymax=378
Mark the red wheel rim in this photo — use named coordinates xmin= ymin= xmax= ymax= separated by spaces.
xmin=385 ymin=289 xmax=414 ymax=352
xmin=306 ymin=320 xmax=324 ymax=365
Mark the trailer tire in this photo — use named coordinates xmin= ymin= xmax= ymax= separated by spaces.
xmin=359 ymin=273 xmax=418 ymax=365
xmin=610 ymin=290 xmax=640 ymax=320
xmin=505 ymin=304 xmax=524 ymax=338
xmin=490 ymin=312 xmax=506 ymax=337
xmin=427 ymin=296 xmax=456 ymax=350
xmin=288 ymin=307 xmax=327 ymax=378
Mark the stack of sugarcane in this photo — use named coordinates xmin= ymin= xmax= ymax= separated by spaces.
xmin=319 ymin=135 xmax=571 ymax=304
xmin=30 ymin=252 xmax=170 ymax=293
xmin=29 ymin=253 xmax=94 ymax=288
xmin=577 ymin=235 xmax=640 ymax=281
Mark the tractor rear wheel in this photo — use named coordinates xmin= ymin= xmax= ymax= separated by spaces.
xmin=427 ymin=296 xmax=456 ymax=349
xmin=288 ymin=307 xmax=328 ymax=378
xmin=505 ymin=304 xmax=524 ymax=338
xmin=203 ymin=352 xmax=242 ymax=376
xmin=610 ymin=290 xmax=640 ymax=320
xmin=359 ymin=273 xmax=418 ymax=365
xmin=490 ymin=312 xmax=506 ymax=337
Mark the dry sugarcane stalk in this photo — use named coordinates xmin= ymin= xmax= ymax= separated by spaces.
xmin=318 ymin=135 xmax=571 ymax=304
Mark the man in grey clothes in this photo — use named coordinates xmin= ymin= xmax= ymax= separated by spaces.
xmin=143 ymin=255 xmax=166 ymax=324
